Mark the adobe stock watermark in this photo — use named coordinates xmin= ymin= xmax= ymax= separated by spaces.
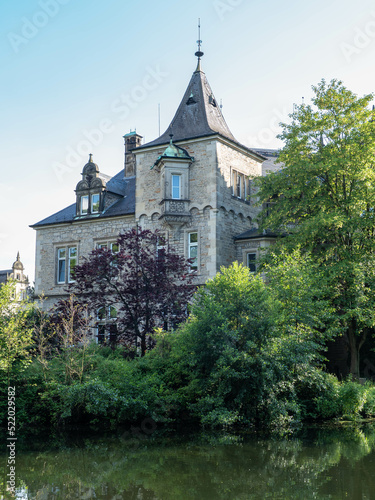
xmin=213 ymin=0 xmax=244 ymax=21
xmin=53 ymin=64 xmax=168 ymax=182
xmin=340 ymin=11 xmax=375 ymax=63
xmin=247 ymin=106 xmax=289 ymax=148
xmin=7 ymin=0 xmax=71 ymax=54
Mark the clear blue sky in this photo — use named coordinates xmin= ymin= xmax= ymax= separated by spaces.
xmin=1 ymin=0 xmax=375 ymax=282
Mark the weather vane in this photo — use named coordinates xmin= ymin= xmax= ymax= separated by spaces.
xmin=195 ymin=18 xmax=204 ymax=65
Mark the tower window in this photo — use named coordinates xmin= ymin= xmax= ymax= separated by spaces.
xmin=172 ymin=175 xmax=181 ymax=199
xmin=188 ymin=232 xmax=198 ymax=271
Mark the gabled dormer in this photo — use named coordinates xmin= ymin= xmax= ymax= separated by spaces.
xmin=75 ymin=154 xmax=107 ymax=217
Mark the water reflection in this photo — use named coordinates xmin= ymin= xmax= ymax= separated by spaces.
xmin=1 ymin=425 xmax=375 ymax=499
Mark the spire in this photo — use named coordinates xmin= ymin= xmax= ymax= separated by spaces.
xmin=12 ymin=252 xmax=24 ymax=271
xmin=195 ymin=18 xmax=204 ymax=73
xmin=142 ymin=61 xmax=236 ymax=148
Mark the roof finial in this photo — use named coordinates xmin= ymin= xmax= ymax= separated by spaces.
xmin=17 ymin=251 xmax=20 ymax=261
xmin=195 ymin=18 xmax=204 ymax=72
xmin=89 ymin=153 xmax=93 ymax=162
xmin=169 ymin=133 xmax=174 ymax=144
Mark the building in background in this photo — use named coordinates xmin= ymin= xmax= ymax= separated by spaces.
xmin=0 ymin=252 xmax=29 ymax=301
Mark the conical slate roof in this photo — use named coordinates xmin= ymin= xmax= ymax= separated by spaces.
xmin=141 ymin=67 xmax=237 ymax=148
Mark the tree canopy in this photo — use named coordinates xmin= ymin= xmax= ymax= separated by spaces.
xmin=257 ymin=79 xmax=375 ymax=376
xmin=70 ymin=227 xmax=194 ymax=356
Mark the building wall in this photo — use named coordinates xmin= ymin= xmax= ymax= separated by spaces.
xmin=34 ymin=136 xmax=267 ymax=307
xmin=134 ymin=136 xmax=264 ymax=280
xmin=215 ymin=141 xmax=262 ymax=270
xmin=34 ymin=215 xmax=135 ymax=308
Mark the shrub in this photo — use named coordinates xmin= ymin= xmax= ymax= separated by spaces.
xmin=339 ymin=379 xmax=367 ymax=419
xmin=362 ymin=385 xmax=375 ymax=418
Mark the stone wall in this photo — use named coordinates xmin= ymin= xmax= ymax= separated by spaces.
xmin=34 ymin=215 xmax=135 ymax=309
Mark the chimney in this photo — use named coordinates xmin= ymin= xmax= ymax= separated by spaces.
xmin=123 ymin=131 xmax=142 ymax=177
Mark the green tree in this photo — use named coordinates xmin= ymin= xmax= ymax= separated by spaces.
xmin=0 ymin=281 xmax=34 ymax=381
xmin=257 ymin=79 xmax=375 ymax=376
xmin=152 ymin=263 xmax=318 ymax=430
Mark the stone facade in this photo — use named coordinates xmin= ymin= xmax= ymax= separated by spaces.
xmin=32 ymin=57 xmax=279 ymax=315
xmin=34 ymin=215 xmax=135 ymax=308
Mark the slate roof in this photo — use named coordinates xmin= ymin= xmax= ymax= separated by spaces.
xmin=31 ymin=175 xmax=135 ymax=228
xmin=234 ymin=228 xmax=280 ymax=241
xmin=0 ymin=270 xmax=11 ymax=284
xmin=138 ymin=67 xmax=265 ymax=161
xmin=251 ymin=148 xmax=282 ymax=176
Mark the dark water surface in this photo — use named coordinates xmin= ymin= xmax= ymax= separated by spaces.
xmin=1 ymin=424 xmax=375 ymax=499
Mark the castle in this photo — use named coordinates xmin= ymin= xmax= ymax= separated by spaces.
xmin=31 ymin=50 xmax=279 ymax=339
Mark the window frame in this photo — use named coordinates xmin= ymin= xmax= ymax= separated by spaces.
xmin=96 ymin=306 xmax=118 ymax=344
xmin=56 ymin=245 xmax=78 ymax=285
xmin=96 ymin=240 xmax=120 ymax=253
xmin=171 ymin=174 xmax=181 ymax=200
xmin=91 ymin=193 xmax=100 ymax=213
xmin=80 ymin=192 xmax=100 ymax=215
xmin=244 ymin=250 xmax=258 ymax=274
xmin=188 ymin=231 xmax=198 ymax=272
xmin=80 ymin=195 xmax=89 ymax=215
xmin=231 ymin=168 xmax=250 ymax=203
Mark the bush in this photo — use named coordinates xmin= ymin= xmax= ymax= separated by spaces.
xmin=362 ymin=385 xmax=375 ymax=418
xmin=339 ymin=379 xmax=367 ymax=419
xmin=295 ymin=369 xmax=341 ymax=420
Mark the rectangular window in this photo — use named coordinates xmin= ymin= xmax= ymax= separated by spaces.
xmin=80 ymin=195 xmax=89 ymax=215
xmin=188 ymin=232 xmax=198 ymax=271
xmin=68 ymin=247 xmax=77 ymax=282
xmin=57 ymin=246 xmax=77 ymax=284
xmin=91 ymin=193 xmax=100 ymax=213
xmin=57 ymin=248 xmax=66 ymax=284
xmin=247 ymin=253 xmax=256 ymax=273
xmin=232 ymin=169 xmax=249 ymax=202
xmin=97 ymin=241 xmax=119 ymax=253
xmin=232 ymin=170 xmax=236 ymax=196
xmin=172 ymin=174 xmax=181 ymax=199
xmin=110 ymin=242 xmax=119 ymax=254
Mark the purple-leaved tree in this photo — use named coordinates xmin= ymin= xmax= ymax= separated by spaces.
xmin=70 ymin=227 xmax=195 ymax=356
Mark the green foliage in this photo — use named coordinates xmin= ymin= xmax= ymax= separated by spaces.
xmin=0 ymin=281 xmax=34 ymax=379
xmin=362 ymin=385 xmax=375 ymax=417
xmin=339 ymin=379 xmax=368 ymax=419
xmin=257 ymin=79 xmax=375 ymax=376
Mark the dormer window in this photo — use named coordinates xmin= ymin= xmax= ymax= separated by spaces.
xmin=91 ymin=193 xmax=100 ymax=213
xmin=75 ymin=155 xmax=107 ymax=217
xmin=81 ymin=195 xmax=89 ymax=215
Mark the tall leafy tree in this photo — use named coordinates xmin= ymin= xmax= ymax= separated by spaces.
xmin=257 ymin=79 xmax=375 ymax=376
xmin=70 ymin=227 xmax=194 ymax=356
xmin=0 ymin=281 xmax=33 ymax=381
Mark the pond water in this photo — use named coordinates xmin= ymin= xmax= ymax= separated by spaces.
xmin=1 ymin=424 xmax=375 ymax=499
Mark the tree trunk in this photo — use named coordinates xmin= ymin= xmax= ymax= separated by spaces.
xmin=348 ymin=320 xmax=359 ymax=377
xmin=141 ymin=335 xmax=146 ymax=357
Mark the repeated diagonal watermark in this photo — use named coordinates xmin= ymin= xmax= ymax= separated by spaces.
xmin=53 ymin=64 xmax=169 ymax=182
xmin=247 ymin=106 xmax=289 ymax=149
xmin=213 ymin=0 xmax=244 ymax=21
xmin=340 ymin=11 xmax=375 ymax=63
xmin=7 ymin=0 xmax=71 ymax=54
